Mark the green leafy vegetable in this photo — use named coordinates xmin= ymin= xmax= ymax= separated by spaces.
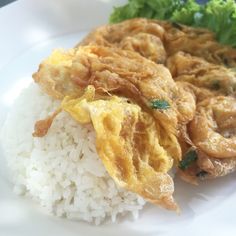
xmin=196 ymin=0 xmax=236 ymax=48
xmin=109 ymin=0 xmax=236 ymax=48
xmin=110 ymin=0 xmax=185 ymax=23
xmin=145 ymin=0 xmax=185 ymax=20
xmin=179 ymin=148 xmax=198 ymax=170
xmin=150 ymin=99 xmax=170 ymax=109
xmin=109 ymin=0 xmax=145 ymax=23
xmin=171 ymin=0 xmax=201 ymax=25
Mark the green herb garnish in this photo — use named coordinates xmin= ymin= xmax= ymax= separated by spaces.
xmin=150 ymin=99 xmax=170 ymax=109
xmin=179 ymin=148 xmax=198 ymax=170
xmin=110 ymin=0 xmax=236 ymax=48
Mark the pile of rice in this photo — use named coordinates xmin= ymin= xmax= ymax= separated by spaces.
xmin=0 ymin=83 xmax=146 ymax=225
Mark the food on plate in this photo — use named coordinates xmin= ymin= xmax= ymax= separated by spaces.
xmin=2 ymin=0 xmax=236 ymax=225
xmin=32 ymin=16 xmax=236 ymax=203
xmin=33 ymin=19 xmax=236 ymax=187
xmin=73 ymin=18 xmax=236 ymax=185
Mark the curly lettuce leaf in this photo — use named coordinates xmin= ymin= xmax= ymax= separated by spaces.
xmin=145 ymin=0 xmax=185 ymax=20
xmin=109 ymin=0 xmax=145 ymax=23
xmin=196 ymin=0 xmax=236 ymax=47
xmin=171 ymin=0 xmax=201 ymax=25
xmin=110 ymin=0 xmax=185 ymax=23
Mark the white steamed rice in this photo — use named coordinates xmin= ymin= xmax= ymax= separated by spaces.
xmin=0 ymin=83 xmax=146 ymax=225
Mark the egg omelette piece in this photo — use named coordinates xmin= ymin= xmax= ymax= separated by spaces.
xmin=61 ymin=86 xmax=179 ymax=211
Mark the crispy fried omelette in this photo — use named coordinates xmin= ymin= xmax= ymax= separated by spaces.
xmin=32 ymin=18 xmax=236 ymax=211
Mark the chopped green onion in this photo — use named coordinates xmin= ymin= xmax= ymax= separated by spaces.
xmin=179 ymin=148 xmax=198 ymax=170
xmin=150 ymin=99 xmax=170 ymax=110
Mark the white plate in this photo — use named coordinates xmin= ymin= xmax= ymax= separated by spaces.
xmin=0 ymin=0 xmax=236 ymax=235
